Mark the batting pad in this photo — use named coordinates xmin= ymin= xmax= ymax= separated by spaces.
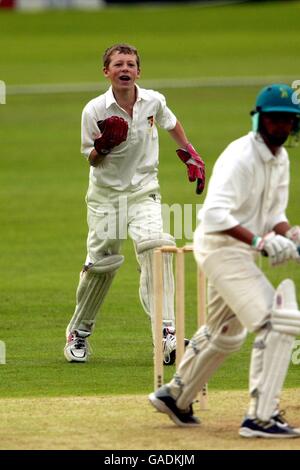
xmin=66 ymin=255 xmax=124 ymax=336
xmin=169 ymin=321 xmax=246 ymax=410
xmin=135 ymin=233 xmax=176 ymax=255
xmin=249 ymin=279 xmax=300 ymax=421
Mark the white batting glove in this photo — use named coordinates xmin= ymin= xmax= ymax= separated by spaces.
xmin=285 ymin=226 xmax=300 ymax=245
xmin=252 ymin=231 xmax=300 ymax=265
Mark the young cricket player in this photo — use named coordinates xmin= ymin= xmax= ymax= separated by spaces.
xmin=149 ymin=83 xmax=300 ymax=438
xmin=64 ymin=43 xmax=205 ymax=364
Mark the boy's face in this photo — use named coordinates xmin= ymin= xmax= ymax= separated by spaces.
xmin=103 ymin=52 xmax=140 ymax=91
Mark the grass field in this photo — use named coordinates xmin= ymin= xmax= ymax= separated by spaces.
xmin=0 ymin=0 xmax=300 ymax=449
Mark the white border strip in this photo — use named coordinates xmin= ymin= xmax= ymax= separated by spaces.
xmin=6 ymin=76 xmax=297 ymax=96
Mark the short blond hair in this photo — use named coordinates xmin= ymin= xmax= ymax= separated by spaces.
xmin=103 ymin=43 xmax=140 ymax=70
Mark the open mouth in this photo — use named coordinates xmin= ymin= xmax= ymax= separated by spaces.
xmin=119 ymin=75 xmax=130 ymax=82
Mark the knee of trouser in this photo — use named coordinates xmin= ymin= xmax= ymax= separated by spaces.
xmin=87 ymin=254 xmax=125 ymax=275
xmin=135 ymin=233 xmax=176 ymax=255
xmin=212 ymin=316 xmax=247 ymax=353
xmin=192 ymin=321 xmax=247 ymax=355
xmin=212 ymin=327 xmax=247 ymax=354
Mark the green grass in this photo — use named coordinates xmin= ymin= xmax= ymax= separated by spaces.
xmin=1 ymin=2 xmax=300 ymax=84
xmin=0 ymin=2 xmax=300 ymax=398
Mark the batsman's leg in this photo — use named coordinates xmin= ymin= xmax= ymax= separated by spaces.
xmin=149 ymin=310 xmax=246 ymax=426
xmin=169 ymin=316 xmax=247 ymax=409
xmin=201 ymin=244 xmax=300 ymax=436
xmin=240 ymin=279 xmax=300 ymax=438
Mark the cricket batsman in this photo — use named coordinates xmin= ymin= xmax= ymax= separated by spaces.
xmin=64 ymin=44 xmax=205 ymax=365
xmin=149 ymin=83 xmax=300 ymax=438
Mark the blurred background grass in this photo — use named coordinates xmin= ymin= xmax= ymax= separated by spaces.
xmin=0 ymin=1 xmax=299 ymax=397
xmin=1 ymin=2 xmax=300 ymax=83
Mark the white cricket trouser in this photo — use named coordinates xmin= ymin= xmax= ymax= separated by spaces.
xmin=194 ymin=227 xmax=275 ymax=333
xmin=167 ymin=226 xmax=275 ymax=410
xmin=86 ymin=181 xmax=164 ymax=260
xmin=194 ymin=229 xmax=300 ymax=421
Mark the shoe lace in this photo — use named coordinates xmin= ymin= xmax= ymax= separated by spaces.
xmin=253 ymin=418 xmax=275 ymax=429
xmin=187 ymin=404 xmax=194 ymax=416
xmin=75 ymin=336 xmax=92 ymax=356
xmin=75 ymin=337 xmax=86 ymax=349
xmin=273 ymin=409 xmax=287 ymax=425
xmin=163 ymin=333 xmax=176 ymax=364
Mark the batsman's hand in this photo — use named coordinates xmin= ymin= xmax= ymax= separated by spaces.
xmin=94 ymin=116 xmax=128 ymax=155
xmin=253 ymin=232 xmax=300 ymax=265
xmin=176 ymin=143 xmax=205 ymax=194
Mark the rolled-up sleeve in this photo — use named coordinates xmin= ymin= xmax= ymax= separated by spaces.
xmin=81 ymin=106 xmax=100 ymax=159
xmin=154 ymin=92 xmax=177 ymax=131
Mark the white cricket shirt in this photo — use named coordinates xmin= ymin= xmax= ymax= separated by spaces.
xmin=199 ymin=131 xmax=289 ymax=236
xmin=81 ymin=85 xmax=177 ymax=191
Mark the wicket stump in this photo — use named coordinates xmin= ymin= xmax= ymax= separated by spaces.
xmin=153 ymin=245 xmax=208 ymax=410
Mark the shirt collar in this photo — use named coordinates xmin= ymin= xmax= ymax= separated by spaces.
xmin=105 ymin=84 xmax=150 ymax=109
xmin=135 ymin=84 xmax=151 ymax=102
xmin=105 ymin=86 xmax=117 ymax=109
xmin=250 ymin=131 xmax=286 ymax=163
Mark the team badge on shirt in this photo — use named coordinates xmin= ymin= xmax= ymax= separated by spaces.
xmin=147 ymin=116 xmax=154 ymax=127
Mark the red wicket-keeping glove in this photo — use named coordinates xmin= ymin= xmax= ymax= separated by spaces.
xmin=94 ymin=116 xmax=128 ymax=155
xmin=176 ymin=143 xmax=205 ymax=194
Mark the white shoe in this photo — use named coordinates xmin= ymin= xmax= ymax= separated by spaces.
xmin=163 ymin=327 xmax=177 ymax=365
xmin=162 ymin=327 xmax=189 ymax=366
xmin=64 ymin=330 xmax=90 ymax=363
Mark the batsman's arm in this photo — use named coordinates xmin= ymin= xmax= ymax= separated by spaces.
xmin=223 ymin=223 xmax=294 ymax=246
xmin=223 ymin=225 xmax=254 ymax=246
xmin=272 ymin=221 xmax=291 ymax=237
xmin=223 ymin=224 xmax=300 ymax=257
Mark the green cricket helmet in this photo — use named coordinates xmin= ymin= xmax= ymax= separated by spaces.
xmin=251 ymin=84 xmax=300 ymax=146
